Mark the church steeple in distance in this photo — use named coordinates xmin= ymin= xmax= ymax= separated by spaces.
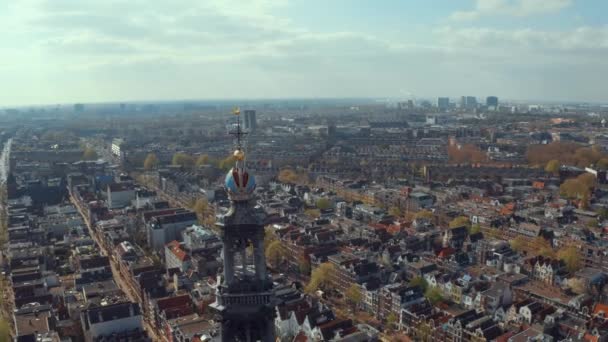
xmin=211 ymin=108 xmax=276 ymax=342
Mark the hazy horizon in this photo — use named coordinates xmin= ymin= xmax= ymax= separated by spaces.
xmin=2 ymin=0 xmax=607 ymax=106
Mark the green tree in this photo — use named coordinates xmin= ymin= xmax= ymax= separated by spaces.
xmin=315 ymin=198 xmax=331 ymax=210
xmin=305 ymin=262 xmax=336 ymax=293
xmin=265 ymin=240 xmax=286 ymax=269
xmin=469 ymin=224 xmax=481 ymax=235
xmin=82 ymin=147 xmax=98 ymax=160
xmin=545 ymin=159 xmax=560 ymax=175
xmin=449 ymin=216 xmax=470 ymax=229
xmin=598 ymin=208 xmax=608 ymax=220
xmin=386 ymin=313 xmax=399 ymax=332
xmin=305 ymin=209 xmax=321 ymax=219
xmin=597 ymin=158 xmax=608 ymax=170
xmin=389 ymin=206 xmax=402 ymax=217
xmin=409 ymin=276 xmax=428 ymax=292
xmin=195 ymin=154 xmax=209 ymax=167
xmin=172 ymin=153 xmax=194 ymax=169
xmin=510 ymin=236 xmax=526 ymax=252
xmin=414 ymin=321 xmax=433 ymax=342
xmin=557 ymin=246 xmax=581 ymax=273
xmin=414 ymin=210 xmax=433 ymax=220
xmin=345 ymin=284 xmax=363 ymax=311
xmin=143 ymin=153 xmax=159 ymax=170
xmin=298 ymin=256 xmax=311 ymax=276
xmin=424 ymin=287 xmax=443 ymax=305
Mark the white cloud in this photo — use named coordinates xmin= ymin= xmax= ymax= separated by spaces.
xmin=1 ymin=0 xmax=607 ymax=105
xmin=450 ymin=0 xmax=572 ymax=20
xmin=435 ymin=25 xmax=608 ymax=51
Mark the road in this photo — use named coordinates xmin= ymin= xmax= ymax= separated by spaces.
xmin=70 ymin=191 xmax=165 ymax=342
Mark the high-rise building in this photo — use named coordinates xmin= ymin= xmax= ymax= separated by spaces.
xmin=486 ymin=96 xmax=499 ymax=108
xmin=210 ymin=113 xmax=275 ymax=342
xmin=437 ymin=97 xmax=450 ymax=111
xmin=243 ymin=109 xmax=257 ymax=132
xmin=466 ymin=96 xmax=477 ymax=109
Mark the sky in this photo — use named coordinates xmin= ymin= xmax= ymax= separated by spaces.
xmin=1 ymin=0 xmax=607 ymax=106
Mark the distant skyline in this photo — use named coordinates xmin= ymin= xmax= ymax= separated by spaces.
xmin=1 ymin=0 xmax=607 ymax=106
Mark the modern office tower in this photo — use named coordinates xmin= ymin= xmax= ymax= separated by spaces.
xmin=466 ymin=96 xmax=477 ymax=109
xmin=243 ymin=109 xmax=257 ymax=132
xmin=486 ymin=96 xmax=499 ymax=108
xmin=437 ymin=97 xmax=450 ymax=111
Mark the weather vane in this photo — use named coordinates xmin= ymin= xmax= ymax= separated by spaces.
xmin=230 ymin=107 xmax=247 ymax=164
xmin=230 ymin=107 xmax=248 ymax=149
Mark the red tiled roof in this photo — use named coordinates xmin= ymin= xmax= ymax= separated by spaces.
xmin=166 ymin=240 xmax=189 ymax=262
xmin=438 ymin=247 xmax=455 ymax=258
xmin=156 ymin=294 xmax=194 ymax=319
xmin=593 ymin=303 xmax=608 ymax=316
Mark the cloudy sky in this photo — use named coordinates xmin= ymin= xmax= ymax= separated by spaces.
xmin=1 ymin=0 xmax=607 ymax=106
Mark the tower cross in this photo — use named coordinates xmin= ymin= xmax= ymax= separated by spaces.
xmin=230 ymin=107 xmax=248 ymax=150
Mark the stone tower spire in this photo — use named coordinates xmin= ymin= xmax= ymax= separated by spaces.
xmin=210 ymin=108 xmax=276 ymax=342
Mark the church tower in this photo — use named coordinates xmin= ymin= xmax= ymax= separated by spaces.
xmin=211 ymin=109 xmax=276 ymax=342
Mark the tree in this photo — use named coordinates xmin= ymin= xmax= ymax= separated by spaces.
xmin=218 ymin=155 xmax=236 ymax=171
xmin=510 ymin=236 xmax=526 ymax=252
xmin=305 ymin=262 xmax=335 ymax=293
xmin=389 ymin=206 xmax=402 ymax=217
xmin=424 ymin=287 xmax=443 ymax=305
xmin=414 ymin=321 xmax=433 ymax=342
xmin=526 ymin=142 xmax=580 ymax=166
xmin=191 ymin=198 xmax=208 ymax=218
xmin=415 ymin=210 xmax=433 ymax=220
xmin=315 ymin=198 xmax=331 ymax=210
xmin=567 ymin=277 xmax=587 ymax=294
xmin=305 ymin=209 xmax=320 ymax=219
xmin=386 ymin=313 xmax=398 ymax=332
xmin=557 ymin=246 xmax=581 ymax=273
xmin=534 ymin=237 xmax=555 ymax=258
xmin=409 ymin=276 xmax=428 ymax=292
xmin=597 ymin=158 xmax=608 ymax=170
xmin=143 ymin=153 xmax=159 ymax=170
xmin=172 ymin=153 xmax=194 ymax=169
xmin=195 ymin=154 xmax=210 ymax=167
xmin=298 ymin=256 xmax=311 ymax=276
xmin=545 ymin=159 xmax=560 ymax=175
xmin=0 ymin=319 xmax=9 ymax=342
xmin=278 ymin=169 xmax=299 ymax=183
xmin=82 ymin=147 xmax=98 ymax=160
xmin=597 ymin=208 xmax=608 ymax=220
xmin=449 ymin=216 xmax=470 ymax=229
xmin=265 ymin=240 xmax=286 ymax=269
xmin=469 ymin=224 xmax=481 ymax=235
xmin=448 ymin=144 xmax=488 ymax=164
xmin=345 ymin=284 xmax=363 ymax=311
xmin=578 ymin=173 xmax=596 ymax=189
xmin=560 ymin=178 xmax=589 ymax=200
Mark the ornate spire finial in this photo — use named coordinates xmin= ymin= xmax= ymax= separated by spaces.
xmin=225 ymin=107 xmax=256 ymax=201
xmin=230 ymin=106 xmax=247 ymax=151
